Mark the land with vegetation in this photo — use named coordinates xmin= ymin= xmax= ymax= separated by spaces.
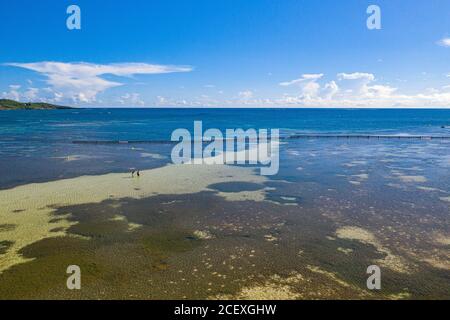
xmin=0 ymin=99 xmax=71 ymax=110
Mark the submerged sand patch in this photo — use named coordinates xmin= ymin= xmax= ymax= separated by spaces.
xmin=213 ymin=265 xmax=369 ymax=300
xmin=213 ymin=273 xmax=304 ymax=300
xmin=343 ymin=160 xmax=367 ymax=168
xmin=352 ymin=173 xmax=369 ymax=180
xmin=53 ymin=154 xmax=98 ymax=162
xmin=337 ymin=247 xmax=353 ymax=255
xmin=397 ymin=175 xmax=427 ymax=183
xmin=335 ymin=226 xmax=411 ymax=274
xmin=388 ymin=292 xmax=412 ymax=300
xmin=193 ymin=230 xmax=214 ymax=240
xmin=140 ymin=152 xmax=166 ymax=159
xmin=422 ymin=257 xmax=450 ymax=270
xmin=416 ymin=186 xmax=440 ymax=192
xmin=109 ymin=214 xmax=143 ymax=232
xmin=390 ymin=170 xmax=427 ymax=183
xmin=434 ymin=233 xmax=450 ymax=246
xmin=230 ymin=284 xmax=299 ymax=300
xmin=306 ymin=265 xmax=351 ymax=289
xmin=0 ymin=164 xmax=267 ymax=273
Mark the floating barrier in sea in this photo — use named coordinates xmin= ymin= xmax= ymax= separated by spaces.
xmin=72 ymin=140 xmax=176 ymax=144
xmin=72 ymin=134 xmax=450 ymax=144
xmin=284 ymin=134 xmax=450 ymax=140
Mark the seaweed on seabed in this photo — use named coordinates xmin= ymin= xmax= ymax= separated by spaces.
xmin=0 ymin=240 xmax=14 ymax=255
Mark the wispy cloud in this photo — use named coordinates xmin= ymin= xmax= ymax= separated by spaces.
xmin=5 ymin=61 xmax=193 ymax=103
xmin=437 ymin=37 xmax=450 ymax=47
xmin=337 ymin=72 xmax=375 ymax=81
xmin=279 ymin=73 xmax=323 ymax=86
xmin=280 ymin=74 xmax=324 ymax=99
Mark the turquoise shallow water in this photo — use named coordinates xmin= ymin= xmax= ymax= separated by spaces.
xmin=0 ymin=108 xmax=449 ymax=188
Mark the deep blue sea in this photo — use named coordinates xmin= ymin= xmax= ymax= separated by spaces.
xmin=1 ymin=109 xmax=450 ymax=143
xmin=1 ymin=108 xmax=449 ymax=188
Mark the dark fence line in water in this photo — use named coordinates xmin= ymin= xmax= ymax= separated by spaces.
xmin=285 ymin=134 xmax=450 ymax=140
xmin=72 ymin=140 xmax=176 ymax=144
xmin=72 ymin=135 xmax=450 ymax=144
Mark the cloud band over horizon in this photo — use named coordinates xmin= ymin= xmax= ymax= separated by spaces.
xmin=3 ymin=61 xmax=193 ymax=104
xmin=2 ymin=61 xmax=450 ymax=108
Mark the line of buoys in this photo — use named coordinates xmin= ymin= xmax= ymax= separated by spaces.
xmin=285 ymin=134 xmax=450 ymax=140
xmin=72 ymin=134 xmax=450 ymax=145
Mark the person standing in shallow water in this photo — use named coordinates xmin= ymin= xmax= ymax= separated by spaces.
xmin=131 ymin=169 xmax=140 ymax=177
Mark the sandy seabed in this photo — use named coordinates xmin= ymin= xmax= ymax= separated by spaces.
xmin=0 ymin=163 xmax=267 ymax=273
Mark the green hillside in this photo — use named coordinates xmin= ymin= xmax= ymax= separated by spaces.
xmin=0 ymin=99 xmax=71 ymax=110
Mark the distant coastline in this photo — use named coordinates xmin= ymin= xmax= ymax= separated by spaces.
xmin=0 ymin=99 xmax=72 ymax=110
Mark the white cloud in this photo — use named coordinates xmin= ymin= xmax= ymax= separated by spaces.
xmin=148 ymin=79 xmax=450 ymax=108
xmin=6 ymin=61 xmax=193 ymax=104
xmin=22 ymin=88 xmax=40 ymax=101
xmin=279 ymin=73 xmax=323 ymax=86
xmin=166 ymin=76 xmax=450 ymax=107
xmin=1 ymin=85 xmax=21 ymax=101
xmin=367 ymin=85 xmax=397 ymax=97
xmin=239 ymin=90 xmax=254 ymax=99
xmin=0 ymin=84 xmax=38 ymax=101
xmin=425 ymin=87 xmax=439 ymax=94
xmin=118 ymin=93 xmax=144 ymax=106
xmin=280 ymin=74 xmax=325 ymax=99
xmin=301 ymin=74 xmax=323 ymax=80
xmin=323 ymin=81 xmax=339 ymax=99
xmin=156 ymin=96 xmax=167 ymax=105
xmin=302 ymin=81 xmax=321 ymax=98
xmin=437 ymin=38 xmax=450 ymax=47
xmin=336 ymin=72 xmax=382 ymax=97
xmin=337 ymin=72 xmax=375 ymax=81
xmin=274 ymin=71 xmax=449 ymax=108
xmin=3 ymin=62 xmax=450 ymax=108
xmin=9 ymin=84 xmax=21 ymax=90
xmin=252 ymin=71 xmax=450 ymax=108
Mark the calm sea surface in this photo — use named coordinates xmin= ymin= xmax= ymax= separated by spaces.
xmin=1 ymin=108 xmax=449 ymax=188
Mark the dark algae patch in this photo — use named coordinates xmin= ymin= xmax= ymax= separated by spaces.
xmin=0 ymin=186 xmax=449 ymax=299
xmin=0 ymin=224 xmax=16 ymax=232
xmin=208 ymin=182 xmax=265 ymax=193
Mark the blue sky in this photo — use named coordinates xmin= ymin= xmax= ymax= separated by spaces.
xmin=0 ymin=0 xmax=449 ymax=107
